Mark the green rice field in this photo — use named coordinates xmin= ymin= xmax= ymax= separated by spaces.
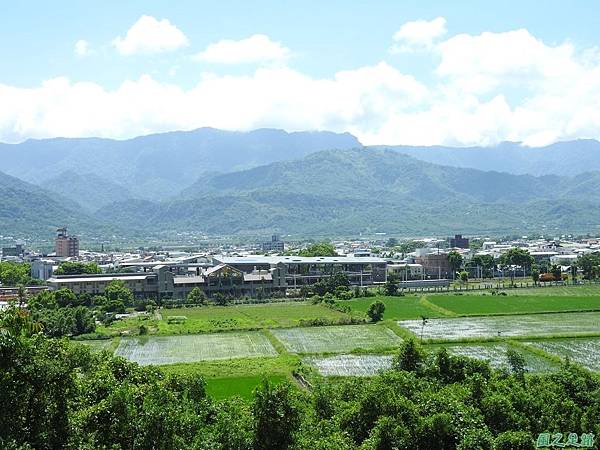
xmin=271 ymin=324 xmax=402 ymax=354
xmin=205 ymin=375 xmax=287 ymax=400
xmin=427 ymin=293 xmax=600 ymax=316
xmin=114 ymin=331 xmax=278 ymax=365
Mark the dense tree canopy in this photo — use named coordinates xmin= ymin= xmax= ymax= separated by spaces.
xmin=297 ymin=243 xmax=337 ymax=257
xmin=0 ymin=261 xmax=33 ymax=286
xmin=2 ymin=312 xmax=599 ymax=450
xmin=55 ymin=261 xmax=101 ymax=275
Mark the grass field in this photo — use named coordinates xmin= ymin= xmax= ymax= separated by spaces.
xmin=399 ymin=311 xmax=600 ymax=341
xmin=271 ymin=324 xmax=402 ymax=354
xmin=524 ymin=338 xmax=600 ymax=371
xmin=114 ymin=331 xmax=278 ymax=365
xmin=347 ymin=295 xmax=449 ymax=320
xmin=101 ymin=302 xmax=351 ymax=336
xmin=427 ymin=294 xmax=600 ymax=316
xmin=77 ymin=338 xmax=117 ymax=352
xmin=305 ymin=354 xmax=393 ymax=376
xmin=206 ymin=375 xmax=288 ymax=400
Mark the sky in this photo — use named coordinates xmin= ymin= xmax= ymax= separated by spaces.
xmin=1 ymin=0 xmax=599 ymax=146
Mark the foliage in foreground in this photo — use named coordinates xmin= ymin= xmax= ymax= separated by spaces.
xmin=2 ymin=309 xmax=600 ymax=449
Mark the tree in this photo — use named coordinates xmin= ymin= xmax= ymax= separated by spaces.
xmin=297 ymin=243 xmax=337 ymax=257
xmin=366 ymin=300 xmax=385 ymax=322
xmin=104 ymin=280 xmax=134 ymax=306
xmin=187 ymin=287 xmax=207 ymax=305
xmin=531 ymin=268 xmax=540 ymax=285
xmin=499 ymin=248 xmax=534 ymax=274
xmin=577 ymin=252 xmax=600 ymax=280
xmin=54 ymin=288 xmax=77 ymax=308
xmin=384 ymin=274 xmax=399 ymax=296
xmin=447 ymin=251 xmax=463 ymax=277
xmin=470 ymin=254 xmax=496 ymax=278
xmin=55 ymin=261 xmax=101 ymax=275
xmin=0 ymin=261 xmax=31 ymax=286
xmin=213 ymin=292 xmax=229 ymax=306
xmin=392 ymin=338 xmax=425 ymax=372
xmin=550 ymin=264 xmax=562 ymax=282
xmin=459 ymin=271 xmax=469 ymax=284
xmin=506 ymin=349 xmax=526 ymax=381
xmin=253 ymin=379 xmax=300 ymax=450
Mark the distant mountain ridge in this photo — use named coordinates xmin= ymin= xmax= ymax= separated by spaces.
xmin=96 ymin=149 xmax=600 ymax=236
xmin=0 ymin=128 xmax=361 ymax=201
xmin=373 ymin=139 xmax=600 ymax=176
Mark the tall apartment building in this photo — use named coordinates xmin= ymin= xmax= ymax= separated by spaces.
xmin=261 ymin=234 xmax=285 ymax=252
xmin=55 ymin=227 xmax=79 ymax=257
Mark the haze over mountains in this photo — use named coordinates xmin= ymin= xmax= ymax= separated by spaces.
xmin=2 ymin=127 xmax=600 ymax=239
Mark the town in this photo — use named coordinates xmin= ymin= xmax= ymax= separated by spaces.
xmin=1 ymin=229 xmax=596 ymax=303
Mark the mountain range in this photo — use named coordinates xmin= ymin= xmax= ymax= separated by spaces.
xmin=2 ymin=128 xmax=600 ymax=240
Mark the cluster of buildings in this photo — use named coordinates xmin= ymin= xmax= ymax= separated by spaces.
xmin=3 ymin=228 xmax=600 ymax=301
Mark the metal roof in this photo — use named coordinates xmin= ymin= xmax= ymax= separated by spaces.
xmin=214 ymin=255 xmax=386 ymax=265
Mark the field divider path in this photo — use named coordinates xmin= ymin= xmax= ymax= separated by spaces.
xmin=507 ymin=339 xmax=565 ymax=366
xmin=419 ymin=296 xmax=457 ymax=317
xmin=261 ymin=329 xmax=288 ymax=355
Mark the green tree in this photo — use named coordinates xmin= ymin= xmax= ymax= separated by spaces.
xmin=213 ymin=292 xmax=229 ymax=306
xmin=448 ymin=251 xmax=463 ymax=277
xmin=392 ymin=338 xmax=425 ymax=372
xmin=499 ymin=248 xmax=534 ymax=273
xmin=531 ymin=268 xmax=540 ymax=285
xmin=0 ymin=261 xmax=31 ymax=286
xmin=384 ymin=274 xmax=399 ymax=296
xmin=187 ymin=287 xmax=207 ymax=305
xmin=298 ymin=243 xmax=337 ymax=257
xmin=54 ymin=288 xmax=77 ymax=308
xmin=366 ymin=300 xmax=385 ymax=322
xmin=104 ymin=280 xmax=134 ymax=306
xmin=55 ymin=261 xmax=101 ymax=275
xmin=253 ymin=379 xmax=301 ymax=450
xmin=459 ymin=270 xmax=469 ymax=284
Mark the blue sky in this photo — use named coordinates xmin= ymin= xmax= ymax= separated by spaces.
xmin=1 ymin=0 xmax=599 ymax=146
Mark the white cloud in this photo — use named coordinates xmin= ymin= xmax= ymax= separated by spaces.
xmin=2 ymin=25 xmax=600 ymax=148
xmin=112 ymin=15 xmax=189 ymax=55
xmin=390 ymin=17 xmax=447 ymax=53
xmin=193 ymin=34 xmax=290 ymax=64
xmin=74 ymin=40 xmax=90 ymax=56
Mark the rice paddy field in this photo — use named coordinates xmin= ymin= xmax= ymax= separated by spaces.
xmin=441 ymin=343 xmax=558 ymax=372
xmin=398 ymin=311 xmax=600 ymax=340
xmin=271 ymin=324 xmax=402 ymax=354
xmin=79 ymin=284 xmax=600 ymax=399
xmin=114 ymin=331 xmax=278 ymax=365
xmin=304 ymin=354 xmax=393 ymax=376
xmin=524 ymin=338 xmax=600 ymax=372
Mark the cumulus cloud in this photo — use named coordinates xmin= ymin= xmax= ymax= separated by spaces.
xmin=193 ymin=34 xmax=291 ymax=64
xmin=74 ymin=40 xmax=90 ymax=56
xmin=390 ymin=17 xmax=447 ymax=53
xmin=2 ymin=24 xmax=600 ymax=148
xmin=113 ymin=15 xmax=189 ymax=55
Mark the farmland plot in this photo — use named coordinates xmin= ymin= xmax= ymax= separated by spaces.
xmin=525 ymin=338 xmax=600 ymax=371
xmin=442 ymin=344 xmax=557 ymax=372
xmin=304 ymin=354 xmax=393 ymax=376
xmin=271 ymin=325 xmax=402 ymax=353
xmin=114 ymin=332 xmax=277 ymax=365
xmin=399 ymin=312 xmax=600 ymax=340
